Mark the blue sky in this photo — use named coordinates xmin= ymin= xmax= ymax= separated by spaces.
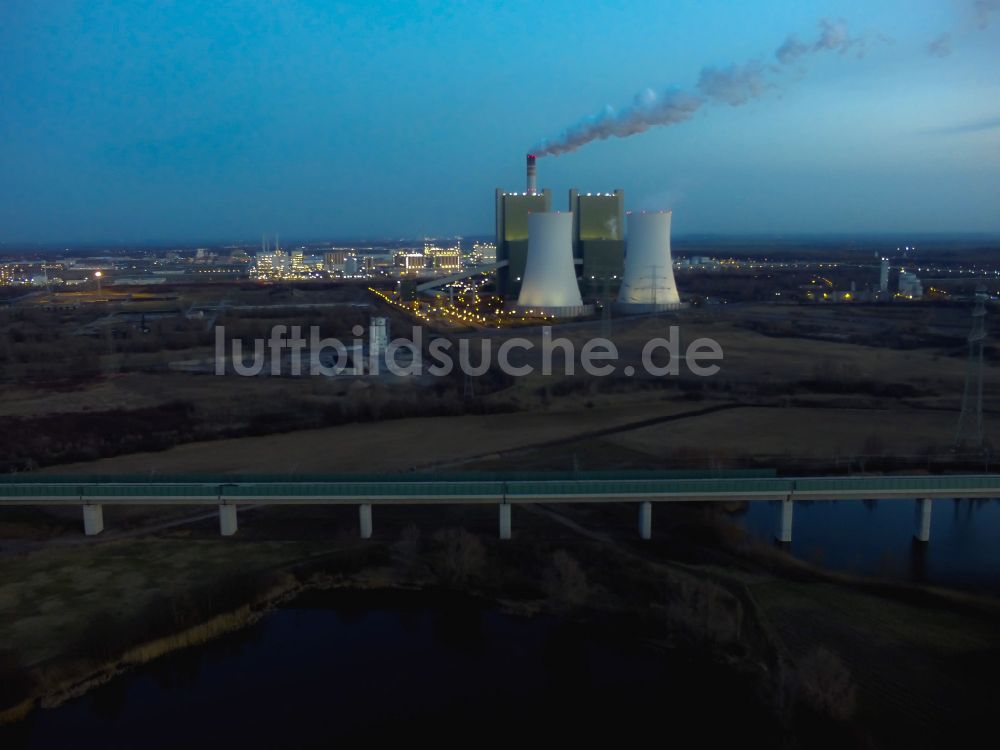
xmin=1 ymin=0 xmax=998 ymax=243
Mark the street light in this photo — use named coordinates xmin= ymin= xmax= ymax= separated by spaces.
xmin=94 ymin=271 xmax=102 ymax=294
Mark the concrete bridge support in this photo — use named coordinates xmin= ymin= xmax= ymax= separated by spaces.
xmin=82 ymin=504 xmax=104 ymax=536
xmin=776 ymin=498 xmax=793 ymax=543
xmin=499 ymin=503 xmax=511 ymax=540
xmin=914 ymin=498 xmax=932 ymax=543
xmin=639 ymin=501 xmax=652 ymax=540
xmin=360 ymin=504 xmax=373 ymax=539
xmin=219 ymin=504 xmax=238 ymax=536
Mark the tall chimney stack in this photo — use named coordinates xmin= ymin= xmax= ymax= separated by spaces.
xmin=526 ymin=153 xmax=537 ymax=195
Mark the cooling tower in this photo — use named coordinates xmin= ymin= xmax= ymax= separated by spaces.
xmin=616 ymin=211 xmax=682 ymax=313
xmin=516 ymin=212 xmax=591 ymax=316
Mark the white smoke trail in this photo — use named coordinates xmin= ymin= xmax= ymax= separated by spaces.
xmin=696 ymin=60 xmax=769 ymax=106
xmin=927 ymin=33 xmax=952 ymax=58
xmin=776 ymin=18 xmax=869 ymax=65
xmin=975 ymin=0 xmax=1000 ymax=28
xmin=533 ymin=88 xmax=702 ymax=157
xmin=533 ymin=18 xmax=870 ymax=157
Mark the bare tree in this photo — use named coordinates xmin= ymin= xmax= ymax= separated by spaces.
xmin=543 ymin=550 xmax=589 ymax=609
xmin=432 ymin=528 xmax=486 ymax=586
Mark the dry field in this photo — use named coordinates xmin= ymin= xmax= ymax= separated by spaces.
xmin=39 ymin=397 xmax=718 ymax=475
xmin=604 ymin=405 xmax=995 ymax=463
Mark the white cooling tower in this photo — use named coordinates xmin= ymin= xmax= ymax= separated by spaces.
xmin=516 ymin=212 xmax=590 ymax=316
xmin=617 ymin=211 xmax=682 ymax=312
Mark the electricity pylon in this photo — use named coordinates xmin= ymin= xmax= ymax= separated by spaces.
xmin=955 ymin=286 xmax=988 ymax=451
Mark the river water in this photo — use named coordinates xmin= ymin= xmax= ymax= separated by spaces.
xmin=5 ymin=590 xmax=779 ymax=748
xmin=735 ymin=497 xmax=1000 ymax=595
xmin=8 ymin=498 xmax=998 ymax=745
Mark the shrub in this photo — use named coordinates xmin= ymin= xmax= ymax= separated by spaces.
xmin=543 ymin=550 xmax=590 ymax=609
xmin=393 ymin=524 xmax=422 ymax=575
xmin=431 ymin=528 xmax=486 ymax=586
xmin=665 ymin=577 xmax=743 ymax=646
xmin=795 ymin=647 xmax=858 ymax=721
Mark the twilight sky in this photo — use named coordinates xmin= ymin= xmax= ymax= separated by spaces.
xmin=1 ymin=0 xmax=998 ymax=244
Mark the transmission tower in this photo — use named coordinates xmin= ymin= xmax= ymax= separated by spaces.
xmin=955 ymin=286 xmax=988 ymax=451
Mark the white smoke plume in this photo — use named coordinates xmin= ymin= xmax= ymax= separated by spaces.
xmin=533 ymin=18 xmax=869 ymax=157
xmin=697 ymin=60 xmax=769 ymax=106
xmin=532 ymin=88 xmax=702 ymax=157
xmin=776 ymin=18 xmax=869 ymax=65
xmin=923 ymin=2 xmax=998 ymax=58
xmin=927 ymin=33 xmax=953 ymax=58
xmin=975 ymin=0 xmax=1000 ymax=28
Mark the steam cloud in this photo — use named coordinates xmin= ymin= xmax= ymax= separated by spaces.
xmin=696 ymin=61 xmax=768 ymax=106
xmin=533 ymin=19 xmax=869 ymax=157
xmin=531 ymin=89 xmax=702 ymax=157
xmin=927 ymin=33 xmax=952 ymax=58
xmin=976 ymin=0 xmax=1000 ymax=28
xmin=776 ymin=18 xmax=869 ymax=64
xmin=922 ymin=1 xmax=998 ymax=57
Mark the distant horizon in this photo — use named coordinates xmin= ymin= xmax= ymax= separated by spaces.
xmin=3 ymin=230 xmax=1000 ymax=255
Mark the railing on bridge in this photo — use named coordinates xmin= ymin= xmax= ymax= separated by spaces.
xmin=0 ymin=470 xmax=996 ymax=543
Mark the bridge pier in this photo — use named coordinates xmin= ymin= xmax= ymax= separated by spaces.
xmin=914 ymin=498 xmax=932 ymax=543
xmin=359 ymin=504 xmax=373 ymax=539
xmin=499 ymin=502 xmax=511 ymax=540
xmin=776 ymin=498 xmax=793 ymax=543
xmin=82 ymin=504 xmax=104 ymax=536
xmin=219 ymin=504 xmax=238 ymax=536
xmin=639 ymin=501 xmax=652 ymax=540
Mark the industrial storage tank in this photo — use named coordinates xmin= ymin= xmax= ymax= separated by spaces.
xmin=616 ymin=211 xmax=682 ymax=312
xmin=516 ymin=212 xmax=592 ymax=316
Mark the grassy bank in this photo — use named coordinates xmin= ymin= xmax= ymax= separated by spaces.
xmin=1 ymin=504 xmax=998 ymax=748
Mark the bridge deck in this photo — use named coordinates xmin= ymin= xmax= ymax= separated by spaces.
xmin=0 ymin=473 xmax=997 ymax=505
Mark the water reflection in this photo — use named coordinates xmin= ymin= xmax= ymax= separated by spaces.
xmin=735 ymin=498 xmax=1000 ymax=595
xmin=4 ymin=590 xmax=779 ymax=748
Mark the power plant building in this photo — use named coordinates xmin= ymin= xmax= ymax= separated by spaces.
xmin=495 ymin=155 xmax=675 ymax=314
xmin=495 ymin=188 xmax=551 ymax=298
xmin=617 ymin=211 xmax=682 ymax=312
xmin=569 ymin=189 xmax=625 ymax=284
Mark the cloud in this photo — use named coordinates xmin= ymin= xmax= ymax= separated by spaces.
xmin=926 ymin=33 xmax=953 ymax=58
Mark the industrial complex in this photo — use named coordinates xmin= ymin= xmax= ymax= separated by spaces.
xmin=492 ymin=153 xmax=682 ymax=317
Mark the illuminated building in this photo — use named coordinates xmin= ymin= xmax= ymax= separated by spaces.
xmin=472 ymin=241 xmax=497 ymax=263
xmin=898 ymin=271 xmax=923 ymax=299
xmin=343 ymin=256 xmax=361 ymax=276
xmin=324 ymin=250 xmax=350 ymax=270
xmin=255 ymin=250 xmax=288 ymax=278
xmin=424 ymin=244 xmax=462 ymax=271
xmin=393 ymin=252 xmax=426 ymax=274
xmin=495 ymin=189 xmax=551 ymax=298
xmin=569 ymin=189 xmax=625 ymax=283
